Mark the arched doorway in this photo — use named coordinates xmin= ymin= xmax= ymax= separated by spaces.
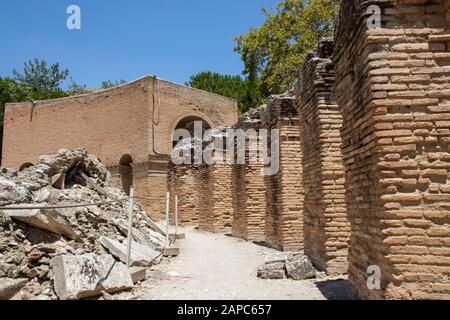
xmin=119 ymin=154 xmax=133 ymax=195
xmin=19 ymin=162 xmax=34 ymax=171
xmin=172 ymin=115 xmax=212 ymax=148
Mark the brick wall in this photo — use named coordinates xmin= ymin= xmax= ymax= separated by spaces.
xmin=198 ymin=162 xmax=233 ymax=233
xmin=167 ymin=161 xmax=199 ymax=226
xmin=335 ymin=0 xmax=450 ymax=299
xmin=3 ymin=78 xmax=153 ymax=168
xmin=296 ymin=39 xmax=350 ymax=276
xmin=3 ymin=76 xmax=237 ymax=222
xmin=263 ymin=96 xmax=304 ymax=252
xmin=143 ymin=173 xmax=168 ymax=220
xmin=3 ymin=76 xmax=237 ymax=169
xmin=151 ymin=79 xmax=238 ymax=157
xmin=231 ymin=107 xmax=267 ymax=242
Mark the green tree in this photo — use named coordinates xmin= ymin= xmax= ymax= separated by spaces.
xmin=0 ymin=77 xmax=28 ymax=164
xmin=186 ymin=71 xmax=264 ymax=113
xmin=101 ymin=79 xmax=127 ymax=89
xmin=67 ymin=77 xmax=89 ymax=95
xmin=234 ymin=0 xmax=338 ymax=95
xmin=12 ymin=58 xmax=69 ymax=96
xmin=1 ymin=59 xmax=72 ymax=162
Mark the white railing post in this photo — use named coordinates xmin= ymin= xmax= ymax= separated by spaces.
xmin=165 ymin=191 xmax=170 ymax=247
xmin=175 ymin=195 xmax=179 ymax=236
xmin=126 ymin=186 xmax=135 ymax=268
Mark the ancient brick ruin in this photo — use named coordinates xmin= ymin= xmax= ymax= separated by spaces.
xmin=198 ymin=130 xmax=234 ymax=233
xmin=4 ymin=0 xmax=450 ymax=301
xmin=2 ymin=76 xmax=238 ymax=221
xmin=167 ymin=162 xmax=199 ymax=226
xmin=231 ymin=107 xmax=267 ymax=242
xmin=263 ymin=96 xmax=304 ymax=252
xmin=165 ymin=0 xmax=450 ymax=300
xmin=198 ymin=163 xmax=233 ymax=233
xmin=297 ymin=39 xmax=350 ymax=276
xmin=334 ymin=0 xmax=450 ymax=300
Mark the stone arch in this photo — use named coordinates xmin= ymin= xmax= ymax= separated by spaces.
xmin=172 ymin=115 xmax=213 ymax=148
xmin=19 ymin=162 xmax=34 ymax=171
xmin=119 ymin=154 xmax=133 ymax=195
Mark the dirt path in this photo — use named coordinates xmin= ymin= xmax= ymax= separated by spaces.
xmin=117 ymin=227 xmax=349 ymax=300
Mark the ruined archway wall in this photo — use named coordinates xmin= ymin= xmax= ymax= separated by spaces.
xmin=147 ymin=79 xmax=237 ymax=220
xmin=2 ymin=77 xmax=152 ymax=169
xmin=297 ymin=39 xmax=350 ymax=276
xmin=150 ymin=79 xmax=238 ymax=156
xmin=334 ymin=0 xmax=450 ymax=300
xmin=263 ymin=96 xmax=304 ymax=252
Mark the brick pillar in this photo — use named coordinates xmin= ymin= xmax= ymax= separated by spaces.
xmin=198 ymin=163 xmax=233 ymax=233
xmin=297 ymin=39 xmax=350 ymax=276
xmin=231 ymin=107 xmax=267 ymax=242
xmin=334 ymin=0 xmax=450 ymax=299
xmin=263 ymin=96 xmax=304 ymax=252
xmin=167 ymin=162 xmax=199 ymax=226
xmin=198 ymin=134 xmax=234 ymax=233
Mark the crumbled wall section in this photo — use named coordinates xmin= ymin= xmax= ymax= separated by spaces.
xmin=198 ymin=161 xmax=233 ymax=233
xmin=297 ymin=39 xmax=350 ymax=276
xmin=231 ymin=108 xmax=267 ymax=242
xmin=334 ymin=0 xmax=450 ymax=299
xmin=167 ymin=162 xmax=199 ymax=226
xmin=263 ymin=96 xmax=304 ymax=252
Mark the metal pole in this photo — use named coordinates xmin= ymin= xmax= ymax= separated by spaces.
xmin=165 ymin=191 xmax=170 ymax=247
xmin=126 ymin=186 xmax=134 ymax=268
xmin=175 ymin=195 xmax=179 ymax=236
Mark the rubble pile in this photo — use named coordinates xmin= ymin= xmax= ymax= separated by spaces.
xmin=0 ymin=148 xmax=167 ymax=300
xmin=234 ymin=105 xmax=267 ymax=127
xmin=257 ymin=253 xmax=317 ymax=281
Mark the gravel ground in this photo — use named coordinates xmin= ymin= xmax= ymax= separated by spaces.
xmin=116 ymin=227 xmax=350 ymax=300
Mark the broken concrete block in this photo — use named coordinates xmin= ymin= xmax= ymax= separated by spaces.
xmin=99 ymin=236 xmax=161 ymax=267
xmin=4 ymin=205 xmax=77 ymax=239
xmin=145 ymin=219 xmax=166 ymax=237
xmin=102 ymin=291 xmax=114 ymax=300
xmin=170 ymin=233 xmax=186 ymax=241
xmin=114 ymin=219 xmax=164 ymax=250
xmin=163 ymin=247 xmax=180 ymax=257
xmin=51 ymin=253 xmax=133 ymax=300
xmin=285 ymin=255 xmax=316 ymax=280
xmin=51 ymin=173 xmax=66 ymax=190
xmin=0 ymin=176 xmax=31 ymax=206
xmin=130 ymin=267 xmax=146 ymax=283
xmin=264 ymin=253 xmax=289 ymax=264
xmin=257 ymin=262 xmax=286 ymax=280
xmin=0 ymin=278 xmax=28 ymax=300
xmin=31 ymin=295 xmax=51 ymax=301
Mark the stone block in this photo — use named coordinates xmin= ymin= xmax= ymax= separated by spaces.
xmin=51 ymin=254 xmax=133 ymax=300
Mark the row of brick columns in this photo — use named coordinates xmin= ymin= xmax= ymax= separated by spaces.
xmin=335 ymin=0 xmax=450 ymax=300
xmin=168 ymin=0 xmax=450 ymax=300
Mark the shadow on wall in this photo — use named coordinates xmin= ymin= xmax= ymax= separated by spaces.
xmin=119 ymin=154 xmax=133 ymax=196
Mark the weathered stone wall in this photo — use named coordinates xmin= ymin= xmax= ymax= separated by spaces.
xmin=231 ymin=107 xmax=267 ymax=242
xmin=335 ymin=0 xmax=450 ymax=299
xmin=167 ymin=162 xmax=199 ymax=226
xmin=296 ymin=39 xmax=350 ymax=276
xmin=263 ymin=96 xmax=304 ymax=252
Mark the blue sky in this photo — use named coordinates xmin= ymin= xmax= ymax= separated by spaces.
xmin=0 ymin=0 xmax=278 ymax=88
